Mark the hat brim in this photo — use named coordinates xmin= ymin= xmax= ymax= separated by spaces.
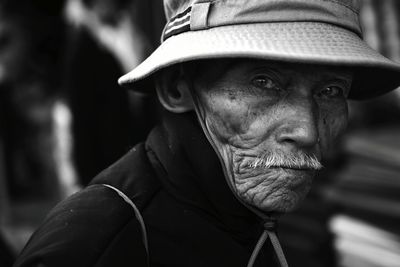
xmin=119 ymin=22 xmax=400 ymax=99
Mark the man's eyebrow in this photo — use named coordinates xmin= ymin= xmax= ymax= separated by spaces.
xmin=320 ymin=71 xmax=353 ymax=82
xmin=251 ymin=65 xmax=284 ymax=76
xmin=197 ymin=59 xmax=242 ymax=83
xmin=222 ymin=59 xmax=246 ymax=74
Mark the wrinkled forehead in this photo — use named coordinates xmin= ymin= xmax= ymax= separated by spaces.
xmin=188 ymin=59 xmax=353 ymax=85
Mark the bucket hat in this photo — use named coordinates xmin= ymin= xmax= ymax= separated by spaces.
xmin=119 ymin=0 xmax=400 ymax=99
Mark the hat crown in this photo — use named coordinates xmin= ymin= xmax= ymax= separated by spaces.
xmin=162 ymin=0 xmax=362 ymax=41
xmin=163 ymin=0 xmax=361 ymax=19
xmin=120 ymin=0 xmax=400 ymax=100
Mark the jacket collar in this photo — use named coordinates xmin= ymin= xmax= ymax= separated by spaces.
xmin=146 ymin=111 xmax=264 ymax=243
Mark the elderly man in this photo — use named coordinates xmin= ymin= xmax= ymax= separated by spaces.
xmin=14 ymin=0 xmax=400 ymax=267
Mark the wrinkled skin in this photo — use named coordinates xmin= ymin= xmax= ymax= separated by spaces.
xmin=189 ymin=59 xmax=352 ymax=213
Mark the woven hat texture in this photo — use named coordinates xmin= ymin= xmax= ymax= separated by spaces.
xmin=119 ymin=0 xmax=400 ymax=99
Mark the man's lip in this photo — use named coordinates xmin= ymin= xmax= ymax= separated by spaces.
xmin=269 ymin=166 xmax=316 ymax=172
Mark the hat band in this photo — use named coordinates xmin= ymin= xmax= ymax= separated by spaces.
xmin=162 ymin=0 xmax=361 ymax=42
xmin=163 ymin=6 xmax=192 ymax=40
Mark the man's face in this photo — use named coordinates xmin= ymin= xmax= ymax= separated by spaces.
xmin=190 ymin=59 xmax=352 ymax=213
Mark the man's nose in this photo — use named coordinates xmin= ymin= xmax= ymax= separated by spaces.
xmin=275 ymin=100 xmax=319 ymax=148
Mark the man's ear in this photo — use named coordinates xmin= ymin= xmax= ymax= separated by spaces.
xmin=155 ymin=66 xmax=195 ymax=113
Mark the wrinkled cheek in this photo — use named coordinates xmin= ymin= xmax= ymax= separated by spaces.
xmin=203 ymin=103 xmax=252 ymax=143
xmin=321 ymin=106 xmax=348 ymax=150
xmin=327 ymin=116 xmax=347 ymax=138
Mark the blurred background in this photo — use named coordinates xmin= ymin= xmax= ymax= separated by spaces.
xmin=0 ymin=0 xmax=399 ymax=266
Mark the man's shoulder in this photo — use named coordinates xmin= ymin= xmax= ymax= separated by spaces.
xmin=14 ymin=143 xmax=161 ymax=267
xmin=14 ymin=184 xmax=148 ymax=267
xmin=90 ymin=142 xmax=162 ymax=208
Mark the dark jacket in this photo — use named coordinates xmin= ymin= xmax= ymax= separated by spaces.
xmin=14 ymin=112 xmax=278 ymax=267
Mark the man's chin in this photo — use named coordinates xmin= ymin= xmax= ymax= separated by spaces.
xmin=256 ymin=199 xmax=302 ymax=214
xmin=235 ymin=170 xmax=314 ymax=213
xmin=242 ymin=184 xmax=313 ymax=214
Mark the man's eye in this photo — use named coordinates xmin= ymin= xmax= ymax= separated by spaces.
xmin=252 ymin=76 xmax=280 ymax=91
xmin=318 ymin=86 xmax=344 ymax=98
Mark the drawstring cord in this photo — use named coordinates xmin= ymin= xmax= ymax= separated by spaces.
xmin=247 ymin=221 xmax=289 ymax=267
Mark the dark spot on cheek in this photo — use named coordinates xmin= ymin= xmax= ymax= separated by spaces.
xmin=228 ymin=91 xmax=236 ymax=101
xmin=229 ymin=118 xmax=247 ymax=134
xmin=228 ymin=110 xmax=252 ymax=135
xmin=323 ymin=118 xmax=327 ymax=125
xmin=212 ymin=111 xmax=246 ymax=138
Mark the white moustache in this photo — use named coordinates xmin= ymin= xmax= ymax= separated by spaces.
xmin=248 ymin=151 xmax=323 ymax=171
